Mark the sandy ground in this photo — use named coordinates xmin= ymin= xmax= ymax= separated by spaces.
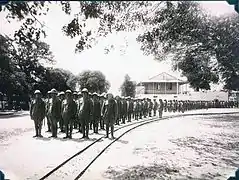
xmin=83 ymin=113 xmax=239 ymax=180
xmin=0 ymin=109 xmax=239 ymax=180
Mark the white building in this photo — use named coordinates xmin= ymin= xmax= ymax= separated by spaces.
xmin=136 ymin=72 xmax=229 ymax=101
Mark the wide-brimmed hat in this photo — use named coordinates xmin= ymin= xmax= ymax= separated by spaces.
xmin=81 ymin=88 xmax=88 ymax=93
xmin=34 ymin=90 xmax=41 ymax=94
xmin=50 ymin=89 xmax=57 ymax=94
xmin=59 ymin=91 xmax=65 ymax=95
xmin=65 ymin=90 xmax=72 ymax=94
xmin=93 ymin=92 xmax=98 ymax=96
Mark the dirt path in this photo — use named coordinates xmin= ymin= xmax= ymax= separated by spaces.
xmin=82 ymin=114 xmax=239 ymax=180
xmin=0 ymin=109 xmax=239 ymax=180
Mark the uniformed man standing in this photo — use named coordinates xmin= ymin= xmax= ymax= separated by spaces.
xmin=77 ymin=92 xmax=83 ymax=132
xmin=73 ymin=92 xmax=79 ymax=129
xmin=143 ymin=98 xmax=147 ymax=118
xmin=99 ymin=93 xmax=105 ymax=130
xmin=45 ymin=91 xmax=51 ymax=132
xmin=134 ymin=98 xmax=140 ymax=120
xmin=115 ymin=96 xmax=122 ymax=125
xmin=92 ymin=92 xmax=101 ymax=133
xmin=158 ymin=99 xmax=164 ymax=118
xmin=164 ymin=99 xmax=167 ymax=112
xmin=168 ymin=100 xmax=172 ymax=112
xmin=88 ymin=92 xmax=94 ymax=130
xmin=133 ymin=98 xmax=137 ymax=120
xmin=30 ymin=90 xmax=46 ymax=138
xmin=127 ymin=97 xmax=134 ymax=122
xmin=58 ymin=92 xmax=65 ymax=132
xmin=79 ymin=88 xmax=92 ymax=139
xmin=172 ymin=100 xmax=176 ymax=113
xmin=148 ymin=99 xmax=153 ymax=117
xmin=139 ymin=99 xmax=143 ymax=119
xmin=121 ymin=97 xmax=127 ymax=124
xmin=153 ymin=99 xmax=158 ymax=116
xmin=102 ymin=93 xmax=117 ymax=139
xmin=48 ymin=89 xmax=61 ymax=138
xmin=180 ymin=100 xmax=185 ymax=113
xmin=62 ymin=90 xmax=77 ymax=139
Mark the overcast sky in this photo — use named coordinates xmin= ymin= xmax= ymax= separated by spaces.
xmin=0 ymin=1 xmax=236 ymax=94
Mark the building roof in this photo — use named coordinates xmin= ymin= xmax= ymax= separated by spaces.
xmin=141 ymin=72 xmax=187 ymax=84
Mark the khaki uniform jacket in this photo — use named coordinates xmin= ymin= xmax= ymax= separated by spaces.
xmin=62 ymin=99 xmax=77 ymax=122
xmin=30 ymin=98 xmax=46 ymax=120
xmin=153 ymin=101 xmax=158 ymax=111
xmin=79 ymin=98 xmax=92 ymax=122
xmin=122 ymin=100 xmax=127 ymax=114
xmin=128 ymin=101 xmax=134 ymax=113
xmin=102 ymin=99 xmax=117 ymax=124
xmin=48 ymin=97 xmax=61 ymax=120
xmin=92 ymin=99 xmax=101 ymax=119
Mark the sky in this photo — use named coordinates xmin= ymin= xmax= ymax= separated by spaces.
xmin=0 ymin=1 xmax=236 ymax=94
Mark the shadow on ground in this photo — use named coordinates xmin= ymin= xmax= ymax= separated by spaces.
xmin=170 ymin=136 xmax=239 ymax=167
xmin=0 ymin=128 xmax=33 ymax=143
xmin=103 ymin=163 xmax=180 ymax=180
xmin=103 ymin=163 xmax=226 ymax=180
xmin=203 ymin=114 xmax=239 ymax=123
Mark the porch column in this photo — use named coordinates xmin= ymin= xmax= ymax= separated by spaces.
xmin=176 ymin=80 xmax=179 ymax=95
xmin=153 ymin=82 xmax=154 ymax=95
xmin=164 ymin=82 xmax=166 ymax=94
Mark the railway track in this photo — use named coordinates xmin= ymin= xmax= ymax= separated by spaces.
xmin=39 ymin=116 xmax=158 ymax=180
xmin=39 ymin=110 xmax=239 ymax=180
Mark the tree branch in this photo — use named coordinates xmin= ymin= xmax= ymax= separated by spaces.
xmin=26 ymin=3 xmax=45 ymax=28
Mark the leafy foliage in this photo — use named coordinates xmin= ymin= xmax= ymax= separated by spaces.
xmin=77 ymin=70 xmax=110 ymax=94
xmin=0 ymin=34 xmax=78 ymax=109
xmin=120 ymin=74 xmax=136 ymax=97
xmin=1 ymin=1 xmax=154 ymax=52
xmin=2 ymin=1 xmax=239 ymax=91
xmin=33 ymin=68 xmax=78 ymax=96
xmin=1 ymin=1 xmax=49 ymax=49
xmin=137 ymin=1 xmax=239 ymax=90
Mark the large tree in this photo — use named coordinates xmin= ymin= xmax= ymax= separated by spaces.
xmin=35 ymin=68 xmax=78 ymax=96
xmin=137 ymin=2 xmax=239 ymax=91
xmin=120 ymin=74 xmax=136 ymax=97
xmin=8 ymin=35 xmax=54 ymax=94
xmin=0 ymin=1 xmax=153 ymax=52
xmin=0 ymin=33 xmax=52 ymax=109
xmin=77 ymin=70 xmax=110 ymax=94
xmin=2 ymin=1 xmax=239 ymax=91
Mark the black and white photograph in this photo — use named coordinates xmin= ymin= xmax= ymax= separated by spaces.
xmin=0 ymin=1 xmax=239 ymax=180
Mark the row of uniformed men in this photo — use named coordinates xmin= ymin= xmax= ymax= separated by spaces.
xmin=30 ymin=88 xmax=165 ymax=139
xmin=162 ymin=99 xmax=236 ymax=112
xmin=30 ymin=88 xmax=235 ymax=140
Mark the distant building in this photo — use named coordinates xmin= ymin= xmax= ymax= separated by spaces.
xmin=136 ymin=72 xmax=229 ymax=101
xmin=137 ymin=72 xmax=187 ymax=95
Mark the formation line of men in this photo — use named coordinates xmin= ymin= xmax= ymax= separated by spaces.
xmin=30 ymin=88 xmax=236 ymax=140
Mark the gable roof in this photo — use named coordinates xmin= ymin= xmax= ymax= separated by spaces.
xmin=149 ymin=72 xmax=181 ymax=81
xmin=141 ymin=72 xmax=187 ymax=84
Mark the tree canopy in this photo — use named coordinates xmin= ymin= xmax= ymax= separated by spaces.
xmin=77 ymin=70 xmax=110 ymax=94
xmin=120 ymin=74 xmax=136 ymax=97
xmin=137 ymin=2 xmax=239 ymax=91
xmin=1 ymin=1 xmax=239 ymax=91
xmin=0 ymin=33 xmax=79 ymax=109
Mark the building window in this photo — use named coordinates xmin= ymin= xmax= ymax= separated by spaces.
xmin=167 ymin=83 xmax=173 ymax=90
